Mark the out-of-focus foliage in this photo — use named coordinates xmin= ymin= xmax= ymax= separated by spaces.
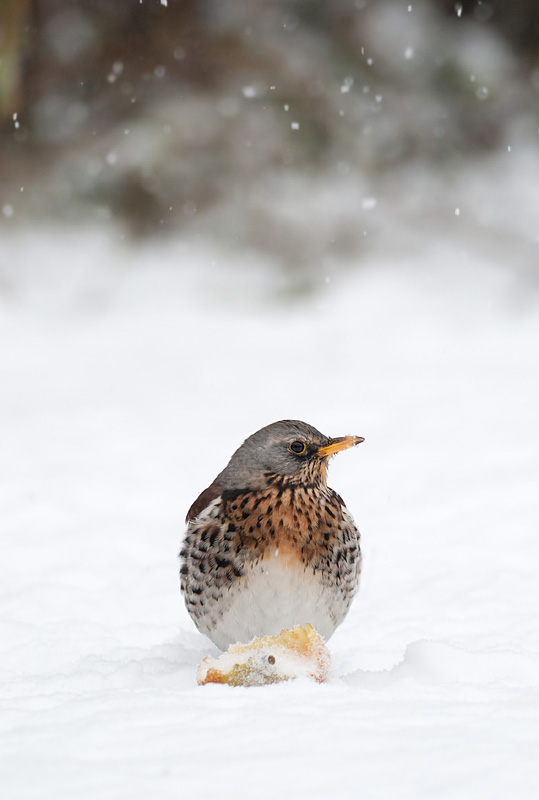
xmin=1 ymin=0 xmax=538 ymax=261
xmin=0 ymin=0 xmax=30 ymax=119
xmin=436 ymin=0 xmax=539 ymax=53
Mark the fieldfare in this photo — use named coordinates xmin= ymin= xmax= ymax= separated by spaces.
xmin=180 ymin=419 xmax=363 ymax=650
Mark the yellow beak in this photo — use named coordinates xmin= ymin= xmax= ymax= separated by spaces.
xmin=316 ymin=435 xmax=364 ymax=458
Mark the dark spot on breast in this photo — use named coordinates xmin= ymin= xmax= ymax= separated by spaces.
xmin=222 ymin=488 xmax=249 ymax=503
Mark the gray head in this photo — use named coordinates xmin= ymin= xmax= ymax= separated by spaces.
xmin=218 ymin=419 xmax=364 ymax=491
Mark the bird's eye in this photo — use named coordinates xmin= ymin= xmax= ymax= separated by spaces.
xmin=289 ymin=440 xmax=306 ymax=455
xmin=268 ymin=654 xmax=276 ymax=665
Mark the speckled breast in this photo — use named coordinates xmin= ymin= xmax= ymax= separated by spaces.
xmin=180 ymin=483 xmax=361 ymax=650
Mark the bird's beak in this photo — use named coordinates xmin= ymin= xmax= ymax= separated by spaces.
xmin=316 ymin=435 xmax=364 ymax=458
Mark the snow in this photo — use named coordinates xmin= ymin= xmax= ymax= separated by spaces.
xmin=1 ymin=157 xmax=539 ymax=799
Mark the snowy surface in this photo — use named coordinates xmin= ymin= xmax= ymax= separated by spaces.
xmin=1 ymin=159 xmax=539 ymax=799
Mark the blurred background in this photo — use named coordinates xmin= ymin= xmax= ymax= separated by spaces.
xmin=1 ymin=0 xmax=539 ymax=284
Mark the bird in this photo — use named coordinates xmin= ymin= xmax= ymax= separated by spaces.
xmin=179 ymin=419 xmax=364 ymax=651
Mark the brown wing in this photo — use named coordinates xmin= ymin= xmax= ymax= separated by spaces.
xmin=185 ymin=479 xmax=223 ymax=522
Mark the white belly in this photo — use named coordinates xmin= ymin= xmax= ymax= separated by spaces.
xmin=203 ymin=552 xmax=345 ymax=651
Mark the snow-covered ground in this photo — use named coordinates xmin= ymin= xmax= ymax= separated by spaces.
xmin=1 ymin=156 xmax=539 ymax=798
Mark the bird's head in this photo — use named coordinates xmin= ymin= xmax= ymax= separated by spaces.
xmin=219 ymin=419 xmax=364 ymax=491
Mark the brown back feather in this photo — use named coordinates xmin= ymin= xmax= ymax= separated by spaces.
xmin=185 ymin=479 xmax=223 ymax=522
